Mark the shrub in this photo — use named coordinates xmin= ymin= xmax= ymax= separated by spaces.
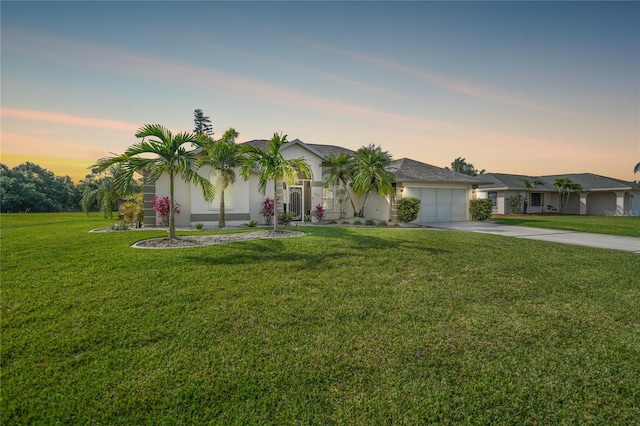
xmin=195 ymin=222 xmax=204 ymax=230
xmin=119 ymin=193 xmax=143 ymax=226
xmin=279 ymin=211 xmax=294 ymax=225
xmin=151 ymin=196 xmax=180 ymax=226
xmin=365 ymin=219 xmax=376 ymax=226
xmin=353 ymin=220 xmax=362 ymax=225
xmin=378 ymin=220 xmax=388 ymax=226
xmin=328 ymin=219 xmax=338 ymax=224
xmin=506 ymin=193 xmax=524 ymax=214
xmin=110 ymin=221 xmax=129 ymax=231
xmin=245 ymin=220 xmax=258 ymax=228
xmin=260 ymin=197 xmax=275 ymax=225
xmin=341 ymin=221 xmax=349 ymax=225
xmin=397 ymin=197 xmax=421 ymax=222
xmin=469 ymin=198 xmax=494 ymax=221
xmin=314 ymin=204 xmax=325 ymax=222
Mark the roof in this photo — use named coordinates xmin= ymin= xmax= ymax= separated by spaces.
xmin=387 ymin=158 xmax=493 ymax=184
xmin=241 ymin=139 xmax=354 ymax=160
xmin=479 ymin=172 xmax=638 ymax=191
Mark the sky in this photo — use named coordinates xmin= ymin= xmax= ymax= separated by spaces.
xmin=1 ymin=1 xmax=639 ymax=183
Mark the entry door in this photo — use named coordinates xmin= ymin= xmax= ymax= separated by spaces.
xmin=289 ymin=186 xmax=303 ymax=221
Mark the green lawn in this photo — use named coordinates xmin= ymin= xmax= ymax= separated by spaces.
xmin=2 ymin=213 xmax=639 ymax=424
xmin=491 ymin=214 xmax=640 ymax=237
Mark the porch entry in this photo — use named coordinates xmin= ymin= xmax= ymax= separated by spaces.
xmin=286 ymin=181 xmax=311 ymax=222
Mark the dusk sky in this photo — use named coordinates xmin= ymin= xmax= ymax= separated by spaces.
xmin=2 ymin=1 xmax=639 ymax=182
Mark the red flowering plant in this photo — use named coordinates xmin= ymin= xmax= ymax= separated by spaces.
xmin=151 ymin=196 xmax=180 ymax=226
xmin=260 ymin=197 xmax=275 ymax=225
xmin=314 ymin=203 xmax=325 ymax=222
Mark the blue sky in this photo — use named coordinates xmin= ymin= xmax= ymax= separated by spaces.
xmin=2 ymin=1 xmax=638 ymax=182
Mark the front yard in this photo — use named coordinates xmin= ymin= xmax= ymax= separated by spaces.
xmin=2 ymin=213 xmax=639 ymax=424
xmin=491 ymin=214 xmax=640 ymax=237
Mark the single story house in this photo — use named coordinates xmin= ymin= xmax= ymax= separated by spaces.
xmin=476 ymin=173 xmax=640 ymax=216
xmin=143 ymin=139 xmax=491 ymax=227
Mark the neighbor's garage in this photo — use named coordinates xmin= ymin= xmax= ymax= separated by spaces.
xmin=405 ymin=187 xmax=468 ymax=222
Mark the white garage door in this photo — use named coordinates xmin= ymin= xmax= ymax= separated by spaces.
xmin=414 ymin=188 xmax=467 ymax=222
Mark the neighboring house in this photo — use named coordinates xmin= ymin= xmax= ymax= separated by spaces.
xmin=143 ymin=138 xmax=491 ymax=227
xmin=477 ymin=173 xmax=640 ymax=216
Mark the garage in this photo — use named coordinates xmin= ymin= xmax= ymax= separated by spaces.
xmin=405 ymin=187 xmax=468 ymax=222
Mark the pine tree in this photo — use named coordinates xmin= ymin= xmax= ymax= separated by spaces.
xmin=193 ymin=109 xmax=213 ymax=136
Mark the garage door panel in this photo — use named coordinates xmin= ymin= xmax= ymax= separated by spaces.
xmin=420 ymin=188 xmax=437 ymax=222
xmin=451 ymin=189 xmax=467 ymax=221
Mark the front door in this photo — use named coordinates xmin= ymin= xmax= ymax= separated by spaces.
xmin=289 ymin=186 xmax=303 ymax=221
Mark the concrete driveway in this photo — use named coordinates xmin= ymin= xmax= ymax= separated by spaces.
xmin=421 ymin=221 xmax=640 ymax=253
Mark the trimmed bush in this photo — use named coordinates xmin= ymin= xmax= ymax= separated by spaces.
xmin=469 ymin=198 xmax=494 ymax=221
xmin=365 ymin=219 xmax=376 ymax=226
xmin=397 ymin=197 xmax=421 ymax=222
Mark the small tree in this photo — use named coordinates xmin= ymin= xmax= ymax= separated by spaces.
xmin=314 ymin=204 xmax=325 ymax=222
xmin=260 ymin=197 xmax=275 ymax=225
xmin=506 ymin=193 xmax=524 ymax=214
xmin=520 ymin=177 xmax=544 ymax=214
xmin=469 ymin=198 xmax=494 ymax=221
xmin=397 ymin=197 xmax=421 ymax=223
xmin=553 ymin=178 xmax=583 ymax=214
xmin=119 ymin=192 xmax=143 ymax=227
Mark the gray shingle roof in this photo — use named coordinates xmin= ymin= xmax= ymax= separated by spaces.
xmin=479 ymin=173 xmax=638 ymax=191
xmin=387 ymin=158 xmax=493 ymax=184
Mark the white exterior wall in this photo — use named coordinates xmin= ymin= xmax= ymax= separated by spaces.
xmin=363 ymin=191 xmax=391 ymax=221
xmin=189 ymin=164 xmax=253 ymax=226
xmin=154 ymin=174 xmax=193 ymax=227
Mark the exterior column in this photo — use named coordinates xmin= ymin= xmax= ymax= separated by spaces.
xmin=579 ymin=192 xmax=588 ymax=215
xmin=143 ymin=180 xmax=157 ymax=226
xmin=615 ymin=191 xmax=625 ymax=215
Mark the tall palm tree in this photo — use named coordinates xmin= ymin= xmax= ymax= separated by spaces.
xmin=634 ymin=162 xmax=640 ymax=174
xmin=198 ymin=128 xmax=242 ymax=228
xmin=240 ymin=132 xmax=311 ymax=231
xmin=351 ymin=144 xmax=395 ymax=217
xmin=95 ymin=124 xmax=215 ymax=239
xmin=322 ymin=153 xmax=356 ymax=216
xmin=519 ymin=177 xmax=544 ymax=214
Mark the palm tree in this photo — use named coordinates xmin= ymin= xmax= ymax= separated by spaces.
xmin=634 ymin=162 xmax=640 ymax=174
xmin=351 ymin=144 xmax=395 ymax=217
xmin=95 ymin=124 xmax=215 ymax=239
xmin=447 ymin=157 xmax=485 ymax=176
xmin=240 ymin=132 xmax=311 ymax=231
xmin=198 ymin=128 xmax=243 ymax=228
xmin=519 ymin=177 xmax=544 ymax=214
xmin=553 ymin=177 xmax=583 ymax=214
xmin=80 ymin=166 xmax=120 ymax=218
xmin=322 ymin=153 xmax=356 ymax=216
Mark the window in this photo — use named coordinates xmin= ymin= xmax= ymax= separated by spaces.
xmin=531 ymin=192 xmax=542 ymax=207
xmin=322 ymin=187 xmax=335 ymax=210
xmin=488 ymin=192 xmax=497 ymax=207
xmin=209 ymin=170 xmax=232 ymax=209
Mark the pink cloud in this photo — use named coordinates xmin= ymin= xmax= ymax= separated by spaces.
xmin=1 ymin=108 xmax=138 ymax=132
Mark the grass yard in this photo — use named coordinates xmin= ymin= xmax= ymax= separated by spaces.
xmin=2 ymin=213 xmax=639 ymax=424
xmin=491 ymin=214 xmax=640 ymax=237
